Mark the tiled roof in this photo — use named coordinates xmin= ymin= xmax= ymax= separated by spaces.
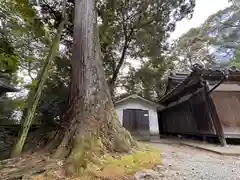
xmin=115 ymin=94 xmax=159 ymax=107
xmin=166 ymin=65 xmax=240 ymax=92
xmin=160 ymin=64 xmax=240 ymax=105
xmin=0 ymin=78 xmax=19 ymax=92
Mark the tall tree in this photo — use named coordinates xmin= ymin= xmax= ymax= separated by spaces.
xmin=98 ymin=0 xmax=195 ymax=95
xmin=119 ymin=56 xmax=173 ymax=101
xmin=48 ymin=0 xmax=135 ymax=161
xmin=31 ymin=0 xmax=196 ymax=125
xmin=172 ymin=5 xmax=240 ymax=69
xmin=172 ymin=28 xmax=215 ymax=70
xmin=36 ymin=56 xmax=71 ymax=125
xmin=0 ymin=0 xmax=196 ymax=133
xmin=35 ymin=0 xmax=196 ymax=96
xmin=11 ymin=14 xmax=67 ymax=157
xmin=0 ymin=0 xmax=47 ymax=124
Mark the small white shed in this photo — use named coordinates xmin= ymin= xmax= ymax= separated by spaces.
xmin=115 ymin=94 xmax=163 ymax=139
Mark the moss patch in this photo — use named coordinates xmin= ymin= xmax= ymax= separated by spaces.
xmin=63 ymin=142 xmax=161 ymax=179
xmin=6 ymin=143 xmax=160 ymax=180
xmin=66 ymin=135 xmax=103 ymax=175
xmin=5 ymin=142 xmax=160 ymax=180
xmin=90 ymin=143 xmax=161 ymax=179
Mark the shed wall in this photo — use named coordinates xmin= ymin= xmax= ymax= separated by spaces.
xmin=212 ymin=91 xmax=240 ymax=138
xmin=209 ymin=83 xmax=240 ymax=92
xmin=160 ymin=90 xmax=216 ymax=136
xmin=115 ymin=99 xmax=159 ymax=135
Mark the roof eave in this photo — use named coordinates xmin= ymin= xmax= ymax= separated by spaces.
xmin=115 ymin=94 xmax=162 ymax=108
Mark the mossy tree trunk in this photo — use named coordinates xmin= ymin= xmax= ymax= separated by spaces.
xmin=11 ymin=19 xmax=66 ymax=157
xmin=49 ymin=0 xmax=136 ymax=162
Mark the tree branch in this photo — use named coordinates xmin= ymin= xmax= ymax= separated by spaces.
xmin=219 ymin=21 xmax=240 ymax=29
xmin=109 ymin=38 xmax=128 ymax=86
xmin=109 ymin=9 xmax=154 ymax=90
xmin=27 ymin=62 xmax=34 ymax=81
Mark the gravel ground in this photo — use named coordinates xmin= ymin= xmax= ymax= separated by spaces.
xmin=151 ymin=143 xmax=240 ymax=180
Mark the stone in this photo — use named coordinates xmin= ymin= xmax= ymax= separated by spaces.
xmin=57 ymin=161 xmax=63 ymax=167
xmin=153 ymin=165 xmax=164 ymax=172
xmin=135 ymin=169 xmax=165 ymax=180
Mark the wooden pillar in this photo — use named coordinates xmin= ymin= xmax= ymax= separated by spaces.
xmin=204 ymin=88 xmax=227 ymax=146
xmin=202 ymin=135 xmax=207 ymax=143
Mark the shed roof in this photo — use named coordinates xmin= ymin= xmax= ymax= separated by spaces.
xmin=115 ymin=94 xmax=164 ymax=108
xmin=166 ymin=67 xmax=240 ymax=90
xmin=159 ymin=64 xmax=240 ymax=105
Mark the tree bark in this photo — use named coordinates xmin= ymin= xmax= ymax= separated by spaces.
xmin=108 ymin=36 xmax=129 ymax=96
xmin=11 ymin=19 xmax=66 ymax=157
xmin=50 ymin=0 xmax=136 ymax=162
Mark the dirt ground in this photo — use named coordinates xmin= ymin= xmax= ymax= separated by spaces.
xmin=1 ymin=142 xmax=240 ymax=180
xmin=151 ymin=143 xmax=240 ymax=180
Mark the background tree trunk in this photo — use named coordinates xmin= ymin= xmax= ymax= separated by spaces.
xmin=51 ymin=0 xmax=136 ymax=161
xmin=11 ymin=19 xmax=66 ymax=157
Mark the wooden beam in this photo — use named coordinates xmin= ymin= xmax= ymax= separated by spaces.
xmin=204 ymin=87 xmax=227 ymax=146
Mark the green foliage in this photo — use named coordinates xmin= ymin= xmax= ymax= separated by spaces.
xmin=0 ymin=53 xmax=19 ymax=74
xmin=23 ymin=0 xmax=195 ymax=124
xmin=0 ymin=0 xmax=196 ymax=125
xmin=36 ymin=0 xmax=195 ymax=89
xmin=0 ymin=25 xmax=19 ymax=76
xmin=174 ymin=5 xmax=240 ymax=68
xmin=0 ymin=0 xmax=51 ymax=124
xmin=12 ymin=0 xmax=46 ymax=38
xmin=171 ymin=27 xmax=215 ymax=70
xmin=12 ymin=17 xmax=66 ymax=157
xmin=98 ymin=0 xmax=195 ymax=83
xmin=119 ymin=56 xmax=173 ymax=101
xmin=36 ymin=56 xmax=70 ymax=124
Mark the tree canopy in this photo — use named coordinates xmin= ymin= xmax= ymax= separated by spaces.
xmin=0 ymin=0 xmax=196 ymax=125
xmin=34 ymin=0 xmax=195 ymax=94
xmin=171 ymin=4 xmax=240 ymax=69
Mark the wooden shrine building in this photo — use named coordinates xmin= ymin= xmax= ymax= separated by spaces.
xmin=0 ymin=76 xmax=19 ymax=96
xmin=158 ymin=64 xmax=240 ymax=146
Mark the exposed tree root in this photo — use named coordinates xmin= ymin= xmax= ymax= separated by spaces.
xmin=0 ymin=154 xmax=64 ymax=180
xmin=50 ymin=108 xmax=137 ymax=158
xmin=0 ymin=137 xmax=159 ymax=180
xmin=36 ymin=107 xmax=138 ymax=177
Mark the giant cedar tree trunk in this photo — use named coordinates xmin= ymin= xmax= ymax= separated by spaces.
xmin=51 ymin=0 xmax=136 ymax=160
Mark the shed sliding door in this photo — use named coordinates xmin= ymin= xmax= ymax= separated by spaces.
xmin=123 ymin=109 xmax=150 ymax=139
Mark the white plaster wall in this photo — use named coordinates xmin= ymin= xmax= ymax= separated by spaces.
xmin=115 ymin=99 xmax=159 ymax=135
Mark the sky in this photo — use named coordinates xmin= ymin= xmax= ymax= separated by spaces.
xmin=170 ymin=0 xmax=231 ymax=40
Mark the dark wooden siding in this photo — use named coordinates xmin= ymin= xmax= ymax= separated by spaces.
xmin=123 ymin=109 xmax=136 ymax=132
xmin=159 ymin=90 xmax=216 ymax=136
xmin=212 ymin=91 xmax=240 ymax=137
xmin=123 ymin=109 xmax=150 ymax=140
